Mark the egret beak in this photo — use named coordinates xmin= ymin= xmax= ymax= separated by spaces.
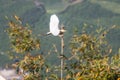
xmin=59 ymin=28 xmax=66 ymax=37
xmin=60 ymin=29 xmax=66 ymax=33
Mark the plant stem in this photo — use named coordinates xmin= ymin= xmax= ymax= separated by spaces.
xmin=60 ymin=35 xmax=64 ymax=80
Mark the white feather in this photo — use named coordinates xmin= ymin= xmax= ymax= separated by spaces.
xmin=49 ymin=14 xmax=60 ymax=36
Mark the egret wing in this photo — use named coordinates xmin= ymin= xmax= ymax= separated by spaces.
xmin=49 ymin=14 xmax=60 ymax=36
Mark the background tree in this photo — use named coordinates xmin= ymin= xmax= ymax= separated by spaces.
xmin=6 ymin=16 xmax=120 ymax=80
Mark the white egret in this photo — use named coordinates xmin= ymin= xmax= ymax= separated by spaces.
xmin=47 ymin=14 xmax=66 ymax=80
xmin=47 ymin=14 xmax=66 ymax=36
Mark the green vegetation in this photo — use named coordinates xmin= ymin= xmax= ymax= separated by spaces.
xmin=7 ymin=16 xmax=40 ymax=53
xmin=6 ymin=17 xmax=120 ymax=80
xmin=0 ymin=0 xmax=120 ymax=76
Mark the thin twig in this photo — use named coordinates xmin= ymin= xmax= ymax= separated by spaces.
xmin=60 ymin=35 xmax=64 ymax=80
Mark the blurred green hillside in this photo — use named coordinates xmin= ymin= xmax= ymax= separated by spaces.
xmin=0 ymin=0 xmax=120 ymax=66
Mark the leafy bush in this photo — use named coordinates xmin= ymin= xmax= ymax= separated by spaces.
xmin=6 ymin=16 xmax=120 ymax=80
xmin=19 ymin=54 xmax=48 ymax=80
xmin=7 ymin=15 xmax=40 ymax=53
xmin=64 ymin=26 xmax=120 ymax=80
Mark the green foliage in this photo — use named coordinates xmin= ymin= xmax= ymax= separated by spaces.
xmin=64 ymin=26 xmax=120 ymax=80
xmin=5 ymin=17 xmax=120 ymax=80
xmin=70 ymin=34 xmax=102 ymax=59
xmin=6 ymin=16 xmax=40 ymax=53
xmin=0 ymin=0 xmax=120 ymax=63
xmin=19 ymin=54 xmax=48 ymax=80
